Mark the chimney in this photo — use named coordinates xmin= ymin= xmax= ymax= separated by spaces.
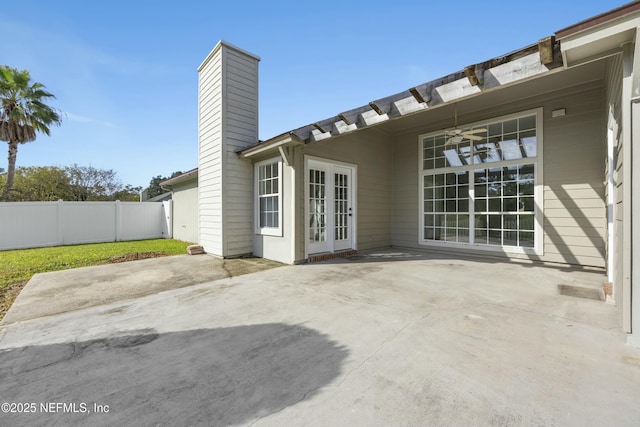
xmin=197 ymin=41 xmax=260 ymax=257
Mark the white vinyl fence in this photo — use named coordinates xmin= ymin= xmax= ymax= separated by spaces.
xmin=0 ymin=200 xmax=172 ymax=250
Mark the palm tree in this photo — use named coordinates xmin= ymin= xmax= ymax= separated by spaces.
xmin=0 ymin=66 xmax=61 ymax=200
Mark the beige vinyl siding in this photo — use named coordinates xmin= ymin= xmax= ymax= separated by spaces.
xmin=198 ymin=49 xmax=223 ymax=255
xmin=222 ymin=48 xmax=258 ymax=256
xmin=391 ymin=129 xmax=419 ymax=249
xmin=543 ymin=85 xmax=605 ymax=267
xmin=605 ymin=54 xmax=624 ymax=302
xmin=171 ymin=179 xmax=198 ymax=244
xmin=392 ymin=78 xmax=606 ymax=267
xmin=304 ymin=128 xmax=392 ymax=251
xmin=198 ymin=42 xmax=259 ymax=257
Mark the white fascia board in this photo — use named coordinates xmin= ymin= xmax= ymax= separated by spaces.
xmin=239 ymin=135 xmax=302 ymax=159
xmin=560 ymin=16 xmax=640 ymax=67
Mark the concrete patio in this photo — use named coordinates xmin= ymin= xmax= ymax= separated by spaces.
xmin=0 ymin=249 xmax=639 ymax=426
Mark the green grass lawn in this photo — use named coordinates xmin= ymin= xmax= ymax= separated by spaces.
xmin=0 ymin=239 xmax=193 ymax=320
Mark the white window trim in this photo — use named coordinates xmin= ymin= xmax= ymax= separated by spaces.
xmin=417 ymin=108 xmax=544 ymax=255
xmin=254 ymin=157 xmax=283 ymax=237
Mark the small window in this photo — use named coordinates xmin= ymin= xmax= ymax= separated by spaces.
xmin=255 ymin=159 xmax=282 ymax=236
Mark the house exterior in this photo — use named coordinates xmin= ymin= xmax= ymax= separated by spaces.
xmin=195 ymin=2 xmax=640 ymax=347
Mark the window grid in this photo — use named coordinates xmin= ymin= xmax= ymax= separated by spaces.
xmin=423 ymin=172 xmax=470 ymax=243
xmin=421 ymin=112 xmax=538 ymax=250
xmin=334 ymin=173 xmax=349 ymax=241
xmin=258 ymin=162 xmax=279 ymax=229
xmin=309 ymin=169 xmax=326 ymax=243
xmin=472 ymin=165 xmax=535 ymax=248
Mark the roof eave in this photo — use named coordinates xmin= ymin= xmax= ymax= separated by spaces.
xmin=239 ymin=132 xmax=305 ymax=158
xmin=160 ymin=168 xmax=199 ymax=188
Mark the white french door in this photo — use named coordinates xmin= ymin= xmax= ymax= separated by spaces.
xmin=307 ymin=159 xmax=355 ymax=255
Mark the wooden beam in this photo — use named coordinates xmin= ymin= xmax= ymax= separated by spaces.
xmin=538 ymin=36 xmax=556 ymax=65
xmin=338 ymin=113 xmax=352 ymax=125
xmin=312 ymin=123 xmax=326 ymax=133
xmin=409 ymin=87 xmax=426 ymax=104
xmin=369 ymin=101 xmax=385 ymax=115
xmin=464 ymin=66 xmax=482 ymax=86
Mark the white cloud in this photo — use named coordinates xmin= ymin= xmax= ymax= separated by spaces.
xmin=64 ymin=112 xmax=120 ymax=129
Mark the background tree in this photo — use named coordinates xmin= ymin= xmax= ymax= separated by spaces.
xmin=0 ymin=164 xmax=138 ymax=201
xmin=112 ymin=184 xmax=143 ymax=201
xmin=0 ymin=66 xmax=61 ymax=200
xmin=0 ymin=166 xmax=72 ymax=201
xmin=145 ymin=171 xmax=183 ymax=199
xmin=66 ymin=164 xmax=121 ymax=201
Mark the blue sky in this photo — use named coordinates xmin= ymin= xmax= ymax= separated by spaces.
xmin=1 ymin=0 xmax=626 ymax=188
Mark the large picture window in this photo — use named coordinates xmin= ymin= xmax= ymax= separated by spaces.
xmin=419 ymin=109 xmax=542 ymax=253
xmin=255 ymin=158 xmax=282 ymax=236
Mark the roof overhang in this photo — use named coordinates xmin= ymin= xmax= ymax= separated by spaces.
xmin=160 ymin=168 xmax=198 ymax=188
xmin=238 ymin=132 xmax=304 ymax=160
xmin=557 ymin=1 xmax=640 ymax=67
xmin=241 ymin=41 xmax=563 ymax=151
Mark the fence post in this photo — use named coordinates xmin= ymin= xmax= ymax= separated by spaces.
xmin=57 ymin=199 xmax=64 ymax=246
xmin=115 ymin=200 xmax=121 ymax=242
xmin=163 ymin=200 xmax=173 ymax=239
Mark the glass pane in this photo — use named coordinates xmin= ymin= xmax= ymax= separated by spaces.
xmin=446 ymin=186 xmax=457 ymax=198
xmin=475 ymin=229 xmax=487 ymax=244
xmin=520 ymin=215 xmax=535 ymax=231
xmin=424 ymin=227 xmax=434 ymax=240
xmin=458 ymin=228 xmax=469 ymax=243
xmin=519 ymin=115 xmax=536 ymax=131
xmin=446 ymin=199 xmax=456 ymax=212
xmin=458 ymin=198 xmax=469 ymax=212
xmin=475 ymin=215 xmax=488 ymax=229
xmin=424 ymin=148 xmax=435 ymax=161
xmin=500 ymin=139 xmax=522 ymax=161
xmin=503 ymin=197 xmax=517 ymax=212
xmin=503 ymin=119 xmax=517 ymax=133
xmin=504 ymin=214 xmax=518 ymax=229
xmin=521 ymin=137 xmax=537 ymax=158
xmin=503 ymin=181 xmax=518 ymax=196
xmin=474 ymin=198 xmax=486 ymax=212
xmin=519 ymin=231 xmax=534 ymax=247
xmin=519 ymin=181 xmax=534 ymax=196
xmin=458 ymin=214 xmax=469 ymax=228
xmin=424 ymin=200 xmax=434 ymax=212
xmin=519 ymin=164 xmax=534 ymax=180
xmin=424 ymin=214 xmax=434 ymax=227
xmin=521 ymin=197 xmax=534 ymax=212
xmin=475 ymin=184 xmax=487 ymax=197
xmin=488 ymin=198 xmax=501 ymax=211
xmin=504 ymin=230 xmax=518 ymax=246
xmin=489 ymin=214 xmax=501 ymax=229
xmin=487 ymin=169 xmax=501 ymax=182
xmin=488 ymin=230 xmax=502 ymax=245
xmin=488 ymin=122 xmax=502 ymax=136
